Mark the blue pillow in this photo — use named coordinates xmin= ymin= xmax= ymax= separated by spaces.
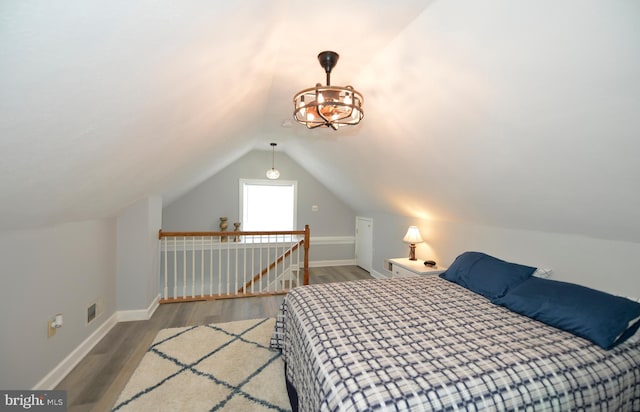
xmin=439 ymin=251 xmax=536 ymax=300
xmin=494 ymin=277 xmax=640 ymax=350
xmin=439 ymin=251 xmax=485 ymax=285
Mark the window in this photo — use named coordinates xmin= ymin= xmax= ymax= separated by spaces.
xmin=240 ymin=179 xmax=297 ymax=231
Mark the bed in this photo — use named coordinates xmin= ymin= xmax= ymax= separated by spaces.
xmin=270 ymin=253 xmax=640 ymax=411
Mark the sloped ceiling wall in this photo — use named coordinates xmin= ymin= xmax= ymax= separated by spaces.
xmin=1 ymin=1 xmax=639 ymax=243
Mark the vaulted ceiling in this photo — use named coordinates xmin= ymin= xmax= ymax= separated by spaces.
xmin=2 ymin=1 xmax=639 ymax=242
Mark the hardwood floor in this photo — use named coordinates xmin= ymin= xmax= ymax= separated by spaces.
xmin=55 ymin=265 xmax=372 ymax=412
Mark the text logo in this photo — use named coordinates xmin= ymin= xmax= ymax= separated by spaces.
xmin=0 ymin=391 xmax=66 ymax=411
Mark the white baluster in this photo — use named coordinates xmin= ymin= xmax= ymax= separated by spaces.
xmin=191 ymin=237 xmax=195 ymax=298
xmin=173 ymin=237 xmax=177 ymax=298
xmin=251 ymin=236 xmax=256 ymax=294
xmin=258 ymin=237 xmax=262 ymax=293
xmin=234 ymin=239 xmax=238 ymax=295
xmin=280 ymin=234 xmax=284 ymax=291
xmin=209 ymin=236 xmax=213 ymax=296
xmin=200 ymin=236 xmax=204 ymax=297
xmin=226 ymin=240 xmax=230 ymax=296
xmin=242 ymin=237 xmax=247 ymax=294
xmin=267 ymin=236 xmax=271 ymax=292
xmin=163 ymin=237 xmax=168 ymax=299
xmin=297 ymin=237 xmax=301 ymax=287
xmin=183 ymin=237 xmax=187 ymax=298
xmin=217 ymin=238 xmax=222 ymax=295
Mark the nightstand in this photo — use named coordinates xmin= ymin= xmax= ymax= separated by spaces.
xmin=385 ymin=258 xmax=447 ymax=278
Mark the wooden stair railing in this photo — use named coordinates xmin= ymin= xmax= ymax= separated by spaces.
xmin=238 ymin=239 xmax=303 ymax=294
xmin=158 ymin=225 xmax=310 ymax=303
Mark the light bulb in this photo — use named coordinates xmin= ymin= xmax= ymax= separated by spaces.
xmin=266 ymin=168 xmax=280 ymax=179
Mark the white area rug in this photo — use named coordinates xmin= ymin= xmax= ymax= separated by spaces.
xmin=112 ymin=318 xmax=291 ymax=411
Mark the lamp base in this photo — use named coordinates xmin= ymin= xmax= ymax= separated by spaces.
xmin=408 ymin=244 xmax=417 ymax=261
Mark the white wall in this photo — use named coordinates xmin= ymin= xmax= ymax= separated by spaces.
xmin=116 ymin=196 xmax=162 ymax=311
xmin=0 ymin=196 xmax=162 ymax=390
xmin=163 ymin=150 xmax=357 ymax=264
xmin=366 ymin=212 xmax=640 ymax=299
xmin=163 ymin=150 xmax=356 ymax=236
xmin=431 ymin=220 xmax=640 ymax=299
xmin=0 ymin=219 xmax=116 ymax=389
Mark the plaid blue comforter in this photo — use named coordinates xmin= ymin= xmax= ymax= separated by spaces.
xmin=270 ymin=276 xmax=640 ymax=411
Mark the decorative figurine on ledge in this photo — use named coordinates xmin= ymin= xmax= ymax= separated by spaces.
xmin=233 ymin=222 xmax=241 ymax=242
xmin=219 ymin=217 xmax=228 ymax=242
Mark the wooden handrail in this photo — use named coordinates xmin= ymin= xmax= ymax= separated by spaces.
xmin=159 ymin=229 xmax=307 ymax=239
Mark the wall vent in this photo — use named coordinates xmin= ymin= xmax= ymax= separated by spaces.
xmin=87 ymin=303 xmax=97 ymax=324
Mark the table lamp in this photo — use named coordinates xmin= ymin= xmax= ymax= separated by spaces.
xmin=403 ymin=226 xmax=424 ymax=261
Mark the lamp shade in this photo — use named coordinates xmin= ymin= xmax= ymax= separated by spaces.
xmin=403 ymin=226 xmax=424 ymax=244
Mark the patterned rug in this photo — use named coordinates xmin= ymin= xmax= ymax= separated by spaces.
xmin=112 ymin=318 xmax=291 ymax=411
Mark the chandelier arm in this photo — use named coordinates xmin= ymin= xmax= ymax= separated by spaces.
xmin=307 ymin=122 xmax=325 ymax=130
xmin=316 ymin=104 xmax=332 ymax=126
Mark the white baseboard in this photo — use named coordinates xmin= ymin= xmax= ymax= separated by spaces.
xmin=33 ymin=294 xmax=161 ymax=390
xmin=33 ymin=312 xmax=119 ymax=390
xmin=117 ymin=294 xmax=161 ymax=322
xmin=309 ymin=259 xmax=356 ymax=267
xmin=370 ymin=269 xmax=389 ymax=279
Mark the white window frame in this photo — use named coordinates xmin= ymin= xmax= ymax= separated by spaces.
xmin=239 ymin=179 xmax=298 ymax=235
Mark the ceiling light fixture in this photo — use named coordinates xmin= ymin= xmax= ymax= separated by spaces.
xmin=266 ymin=142 xmax=280 ymax=180
xmin=293 ymin=51 xmax=364 ymax=130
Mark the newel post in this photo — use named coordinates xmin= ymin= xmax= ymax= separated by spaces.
xmin=304 ymin=224 xmax=310 ymax=285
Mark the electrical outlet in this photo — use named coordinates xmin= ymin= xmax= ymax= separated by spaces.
xmin=48 ymin=318 xmax=56 ymax=338
xmin=48 ymin=314 xmax=63 ymax=338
